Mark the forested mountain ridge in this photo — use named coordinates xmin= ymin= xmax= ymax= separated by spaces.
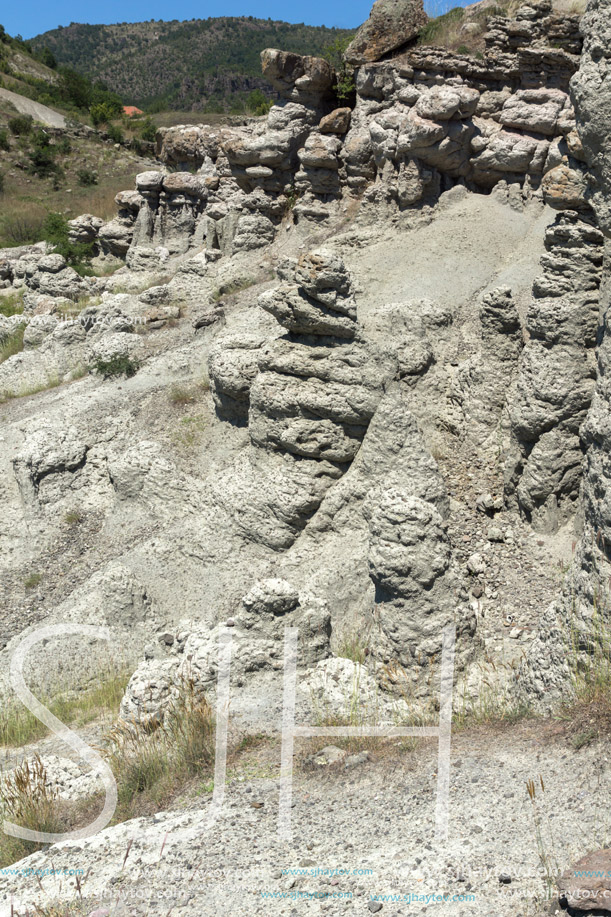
xmin=30 ymin=18 xmax=355 ymax=111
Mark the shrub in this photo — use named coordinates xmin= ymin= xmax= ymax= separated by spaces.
xmin=108 ymin=679 xmax=214 ymax=820
xmin=168 ymin=383 xmax=197 ymax=406
xmin=8 ymin=113 xmax=32 ymax=135
xmin=90 ymin=101 xmax=117 ymax=127
xmin=37 ymin=46 xmax=57 ymax=69
xmin=77 ymin=167 xmax=98 ymax=186
xmin=106 ymin=123 xmax=124 ymax=144
xmin=0 ymin=208 xmax=45 ymax=246
xmin=28 ymin=129 xmax=59 ymax=177
xmin=55 ymin=135 xmax=72 ymax=154
xmin=0 ymin=291 xmax=24 ymax=316
xmin=64 ymin=509 xmax=83 ymax=525
xmin=204 ymin=99 xmax=224 ymax=114
xmin=140 ymin=116 xmax=156 ymax=142
xmin=323 ymin=36 xmax=356 ymax=102
xmin=42 ymin=211 xmax=93 ymax=266
xmin=24 ymin=572 xmax=42 ymax=590
xmin=0 ymin=127 xmax=9 ymax=150
xmin=0 ymin=170 xmax=4 ymax=193
xmin=94 ymin=353 xmax=140 ymax=379
xmin=418 ymin=6 xmax=467 ymax=47
xmin=245 ymin=89 xmax=272 ymax=116
xmin=0 ymin=324 xmax=25 ymax=364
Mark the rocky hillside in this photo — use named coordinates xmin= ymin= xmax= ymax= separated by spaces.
xmin=29 ymin=18 xmax=355 ymax=111
xmin=2 ymin=0 xmax=611 ymax=914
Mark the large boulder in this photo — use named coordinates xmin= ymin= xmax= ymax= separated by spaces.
xmin=344 ymin=0 xmax=428 ymax=66
xmin=557 ymin=849 xmax=611 ymax=913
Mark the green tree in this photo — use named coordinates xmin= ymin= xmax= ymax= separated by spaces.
xmin=38 ymin=46 xmax=57 ymax=69
xmin=323 ymin=35 xmax=356 ymax=102
xmin=42 ymin=212 xmax=93 ymax=266
xmin=28 ymin=130 xmax=59 ymax=178
xmin=245 ymin=89 xmax=271 ymax=116
xmin=90 ymin=101 xmax=116 ymax=126
xmin=139 ymin=117 xmax=156 ymax=141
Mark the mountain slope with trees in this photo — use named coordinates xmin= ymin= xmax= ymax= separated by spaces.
xmin=30 ymin=18 xmax=355 ymax=112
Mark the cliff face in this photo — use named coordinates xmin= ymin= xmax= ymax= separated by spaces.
xmin=571 ymin=0 xmax=611 ymax=550
xmin=516 ymin=0 xmax=611 ymax=705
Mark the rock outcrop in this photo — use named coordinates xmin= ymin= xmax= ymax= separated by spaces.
xmin=366 ymin=488 xmax=476 ymax=696
xmin=58 ymin=3 xmax=580 ymax=274
xmin=516 ymin=0 xmax=611 ymax=705
xmin=209 ymin=249 xmax=398 ymax=550
xmin=344 ymin=0 xmax=428 ymax=66
xmin=505 ymin=212 xmax=604 ymax=532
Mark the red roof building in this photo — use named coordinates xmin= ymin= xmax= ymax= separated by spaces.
xmin=123 ymin=106 xmax=144 ymax=117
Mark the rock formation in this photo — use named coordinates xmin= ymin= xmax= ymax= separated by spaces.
xmin=344 ymin=0 xmax=428 ymax=66
xmin=516 ymin=0 xmax=611 ymax=705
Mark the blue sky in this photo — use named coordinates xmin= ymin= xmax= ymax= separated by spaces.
xmin=3 ymin=0 xmax=465 ymax=40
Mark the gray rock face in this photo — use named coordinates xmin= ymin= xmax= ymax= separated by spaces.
xmin=505 ymin=212 xmax=604 ymax=532
xmin=456 ymin=286 xmax=524 ymax=445
xmin=366 ymin=489 xmax=475 ymax=696
xmin=516 ymin=0 xmax=611 ymax=708
xmin=209 ymin=250 xmax=398 ymax=551
xmin=209 ymin=333 xmax=267 ymax=423
xmin=572 ymin=0 xmax=611 ymax=233
xmin=250 ymin=250 xmax=394 ymax=466
xmin=344 ymin=0 xmax=428 ymax=66
xmin=120 ymin=579 xmax=331 ymax=724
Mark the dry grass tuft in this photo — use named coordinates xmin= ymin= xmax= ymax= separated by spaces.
xmin=0 ymin=755 xmax=63 ymax=867
xmin=107 ymin=679 xmax=215 ymax=822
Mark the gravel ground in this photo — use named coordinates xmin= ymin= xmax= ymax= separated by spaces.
xmin=0 ymin=718 xmax=607 ymax=917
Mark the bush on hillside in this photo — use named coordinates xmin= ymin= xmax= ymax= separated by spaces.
xmin=8 ymin=114 xmax=32 ymax=135
xmin=139 ymin=117 xmax=156 ymax=142
xmin=42 ymin=212 xmax=93 ymax=266
xmin=77 ymin=167 xmax=98 ymax=186
xmin=106 ymin=122 xmax=124 ymax=144
xmin=91 ymin=101 xmax=118 ymax=126
xmin=27 ymin=130 xmax=60 ymax=177
xmin=245 ymin=89 xmax=272 ymax=116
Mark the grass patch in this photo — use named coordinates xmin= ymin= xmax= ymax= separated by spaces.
xmin=454 ymin=655 xmax=531 ymax=729
xmin=23 ymin=572 xmax=42 ymax=591
xmin=0 ymin=755 xmax=63 ymax=867
xmin=171 ymin=414 xmax=206 ymax=450
xmin=0 ymin=323 xmax=25 ymax=364
xmin=0 ymin=667 xmax=132 ymax=748
xmin=107 ymin=679 xmax=214 ymax=822
xmin=336 ymin=627 xmax=370 ymax=666
xmin=167 ymin=377 xmax=210 ymax=406
xmin=418 ymin=6 xmax=465 ymax=45
xmin=94 ymin=353 xmax=140 ymax=379
xmin=418 ymin=0 xmax=524 ymax=54
xmin=64 ymin=509 xmax=84 ymax=525
xmin=0 ymin=290 xmax=24 ymax=317
xmin=0 ymin=373 xmax=62 ymax=405
xmin=168 ymin=382 xmax=198 ymax=406
xmin=0 ymin=204 xmax=46 ymax=246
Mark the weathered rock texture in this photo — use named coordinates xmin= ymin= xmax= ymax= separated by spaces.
xmin=505 ymin=211 xmax=604 ymax=532
xmin=344 ymin=0 xmax=428 ymax=66
xmin=209 ymin=249 xmax=398 ymax=550
xmin=517 ymin=0 xmax=611 ymax=705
